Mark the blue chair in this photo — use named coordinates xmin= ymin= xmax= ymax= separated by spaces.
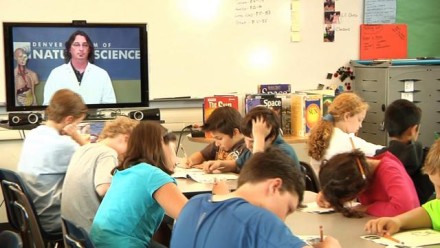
xmin=61 ymin=217 xmax=95 ymax=248
xmin=0 ymin=230 xmax=23 ymax=248
xmin=0 ymin=168 xmax=63 ymax=248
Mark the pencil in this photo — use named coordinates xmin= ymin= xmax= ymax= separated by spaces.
xmin=319 ymin=225 xmax=323 ymax=242
xmin=383 ymin=233 xmax=402 ymax=244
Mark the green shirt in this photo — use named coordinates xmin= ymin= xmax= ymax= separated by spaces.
xmin=422 ymin=199 xmax=440 ymax=230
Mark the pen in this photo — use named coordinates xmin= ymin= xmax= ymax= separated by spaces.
xmin=382 ymin=233 xmax=403 ymax=244
xmin=180 ymin=146 xmax=192 ymax=167
xmin=320 ymin=225 xmax=323 ymax=242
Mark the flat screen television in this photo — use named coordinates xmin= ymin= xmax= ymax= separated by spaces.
xmin=3 ymin=21 xmax=149 ymax=112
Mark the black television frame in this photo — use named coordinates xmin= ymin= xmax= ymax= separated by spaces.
xmin=3 ymin=21 xmax=149 ymax=112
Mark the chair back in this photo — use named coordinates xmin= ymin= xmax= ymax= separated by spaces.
xmin=300 ymin=161 xmax=320 ymax=193
xmin=0 ymin=230 xmax=23 ymax=248
xmin=61 ymin=217 xmax=95 ymax=248
xmin=0 ymin=168 xmax=63 ymax=248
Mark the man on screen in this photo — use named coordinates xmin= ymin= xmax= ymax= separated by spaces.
xmin=43 ymin=30 xmax=116 ymax=105
xmin=14 ymin=47 xmax=39 ymax=106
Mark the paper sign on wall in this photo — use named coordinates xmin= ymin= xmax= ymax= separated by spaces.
xmin=360 ymin=24 xmax=407 ymax=60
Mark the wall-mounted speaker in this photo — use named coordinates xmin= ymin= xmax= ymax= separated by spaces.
xmin=128 ymin=108 xmax=161 ymax=121
xmin=8 ymin=112 xmax=43 ymax=126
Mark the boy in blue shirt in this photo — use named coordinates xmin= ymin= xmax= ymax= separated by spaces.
xmin=170 ymin=147 xmax=341 ymax=248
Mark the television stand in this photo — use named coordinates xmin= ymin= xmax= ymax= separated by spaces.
xmin=84 ymin=114 xmax=115 ymax=121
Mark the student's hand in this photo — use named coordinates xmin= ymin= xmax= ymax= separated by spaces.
xmin=316 ymin=191 xmax=331 ymax=208
xmin=61 ymin=123 xmax=79 ymax=137
xmin=178 ymin=157 xmax=193 ymax=168
xmin=202 ymin=160 xmax=224 ymax=174
xmin=252 ymin=116 xmax=271 ymax=140
xmin=364 ymin=217 xmax=401 ymax=236
xmin=62 ymin=123 xmax=89 ymax=145
xmin=311 ymin=236 xmax=341 ymax=248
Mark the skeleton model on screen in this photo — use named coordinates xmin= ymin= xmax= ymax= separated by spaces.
xmin=14 ymin=47 xmax=39 ymax=106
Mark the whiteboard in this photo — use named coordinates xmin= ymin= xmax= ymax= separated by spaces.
xmin=0 ymin=0 xmax=363 ymax=103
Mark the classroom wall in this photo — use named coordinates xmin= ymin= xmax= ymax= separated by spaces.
xmin=0 ymin=0 xmax=363 ymax=103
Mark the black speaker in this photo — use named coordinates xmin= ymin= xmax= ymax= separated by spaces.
xmin=8 ymin=112 xmax=43 ymax=126
xmin=128 ymin=108 xmax=161 ymax=121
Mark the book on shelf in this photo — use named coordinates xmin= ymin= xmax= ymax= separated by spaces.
xmin=244 ymin=93 xmax=284 ymax=133
xmin=257 ymin=84 xmax=292 ymax=94
xmin=203 ymin=95 xmax=239 ymax=138
xmin=297 ymin=90 xmax=335 ymax=116
xmin=291 ymin=94 xmax=322 ymax=137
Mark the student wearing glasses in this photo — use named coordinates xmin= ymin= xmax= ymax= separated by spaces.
xmin=43 ymin=30 xmax=116 ymax=105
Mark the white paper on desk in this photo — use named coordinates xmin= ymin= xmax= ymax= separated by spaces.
xmin=187 ymin=173 xmax=238 ymax=184
xmin=171 ymin=167 xmax=204 ymax=179
xmin=299 ymin=201 xmax=361 ymax=214
xmin=296 ymin=235 xmax=323 ymax=246
xmin=299 ymin=202 xmax=334 ymax=214
xmin=361 ymin=228 xmax=440 ymax=247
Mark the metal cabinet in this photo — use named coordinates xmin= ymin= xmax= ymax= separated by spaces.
xmin=351 ymin=61 xmax=440 ymax=147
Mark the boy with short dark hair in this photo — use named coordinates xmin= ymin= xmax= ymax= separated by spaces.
xmin=171 ymin=147 xmax=341 ymax=248
xmin=237 ymin=106 xmax=300 ymax=171
xmin=375 ymin=99 xmax=434 ymax=204
xmin=188 ymin=106 xmax=248 ymax=173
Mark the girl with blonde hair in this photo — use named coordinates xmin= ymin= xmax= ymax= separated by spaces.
xmin=308 ymin=92 xmax=383 ymax=172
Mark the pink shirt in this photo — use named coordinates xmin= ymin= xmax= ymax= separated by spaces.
xmin=359 ymin=151 xmax=420 ymax=217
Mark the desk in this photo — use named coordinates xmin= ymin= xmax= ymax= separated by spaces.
xmin=188 ymin=134 xmax=308 ymax=144
xmin=176 ymin=178 xmax=238 ymax=198
xmin=288 ymin=192 xmax=381 ymax=248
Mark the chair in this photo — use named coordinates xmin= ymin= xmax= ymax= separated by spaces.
xmin=0 ymin=168 xmax=63 ymax=248
xmin=0 ymin=230 xmax=23 ymax=248
xmin=300 ymin=161 xmax=320 ymax=193
xmin=61 ymin=217 xmax=95 ymax=248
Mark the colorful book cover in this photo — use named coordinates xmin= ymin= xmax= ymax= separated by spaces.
xmin=203 ymin=95 xmax=239 ymax=137
xmin=244 ymin=94 xmax=282 ymax=115
xmin=257 ymin=84 xmax=292 ymax=94
xmin=291 ymin=94 xmax=322 ymax=136
xmin=322 ymin=95 xmax=334 ymax=116
xmin=245 ymin=94 xmax=283 ymax=133
xmin=305 ymin=97 xmax=322 ymax=133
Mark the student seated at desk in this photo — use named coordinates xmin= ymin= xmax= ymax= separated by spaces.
xmin=375 ymin=99 xmax=434 ymax=204
xmin=187 ymin=106 xmax=248 ymax=173
xmin=61 ymin=116 xmax=139 ymax=232
xmin=317 ymin=150 xmax=419 ymax=218
xmin=205 ymin=106 xmax=300 ymax=173
xmin=308 ymin=92 xmax=383 ymax=173
xmin=90 ymin=121 xmax=188 ymax=248
xmin=170 ymin=147 xmax=341 ymax=248
xmin=365 ymin=138 xmax=440 ymax=235
xmin=17 ymin=89 xmax=88 ymax=234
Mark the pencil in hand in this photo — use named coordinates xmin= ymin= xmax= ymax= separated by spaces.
xmin=320 ymin=225 xmax=324 ymax=242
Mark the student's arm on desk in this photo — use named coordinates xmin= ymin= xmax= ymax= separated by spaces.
xmin=200 ymin=160 xmax=237 ymax=174
xmin=154 ymin=183 xmax=188 ymax=219
xmin=364 ymin=207 xmax=431 ymax=236
xmin=187 ymin=151 xmax=204 ymax=167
